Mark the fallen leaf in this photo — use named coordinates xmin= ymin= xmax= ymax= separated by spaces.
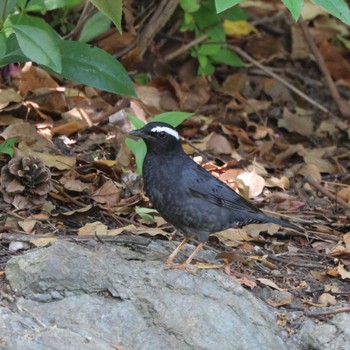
xmin=265 ymin=176 xmax=289 ymax=190
xmin=337 ymin=264 xmax=350 ymax=280
xmin=92 ymin=180 xmax=121 ymax=207
xmin=257 ymin=278 xmax=285 ymax=291
xmin=318 ymin=293 xmax=337 ymax=306
xmin=31 ymin=237 xmax=57 ymax=247
xmin=237 ymin=170 xmax=265 ymax=198
xmin=18 ymin=219 xmax=37 ymax=234
xmin=278 ymin=107 xmax=314 ymax=136
xmin=214 ymin=228 xmax=254 ymax=247
xmin=206 ymin=132 xmax=232 ymax=155
xmin=78 ymin=221 xmax=108 ymax=236
xmin=337 ymin=187 xmax=350 ymax=203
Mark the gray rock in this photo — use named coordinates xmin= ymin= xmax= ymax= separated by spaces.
xmin=298 ymin=313 xmax=350 ymax=350
xmin=4 ymin=240 xmax=296 ymax=350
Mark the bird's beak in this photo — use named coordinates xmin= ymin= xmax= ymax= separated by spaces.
xmin=128 ymin=129 xmax=154 ymax=140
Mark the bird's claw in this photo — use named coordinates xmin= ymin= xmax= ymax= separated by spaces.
xmin=165 ymin=261 xmax=197 ymax=274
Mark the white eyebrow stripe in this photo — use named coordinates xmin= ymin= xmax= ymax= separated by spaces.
xmin=150 ymin=126 xmax=179 ymax=140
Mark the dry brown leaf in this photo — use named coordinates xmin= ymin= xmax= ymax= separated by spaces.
xmin=266 ymin=294 xmax=292 ymax=307
xmin=344 ymin=232 xmax=350 ymax=248
xmin=298 ymin=164 xmax=322 ymax=181
xmin=303 ymin=148 xmax=335 ymax=173
xmin=337 ymin=264 xmax=350 ymax=280
xmin=237 ymin=170 xmax=265 ymax=198
xmin=337 ymin=187 xmax=350 ymax=203
xmin=244 ymin=223 xmax=280 ymax=238
xmin=257 ymin=278 xmax=285 ymax=291
xmin=135 ymin=226 xmax=173 ymax=239
xmin=243 ymin=99 xmax=271 ymax=115
xmin=265 ymin=176 xmax=289 ymax=190
xmin=27 ymin=151 xmax=76 ymax=170
xmin=78 ymin=221 xmax=108 ymax=236
xmin=31 ymin=237 xmax=57 ymax=247
xmin=107 ymin=224 xmax=136 ymax=236
xmin=206 ymin=132 xmax=232 ymax=155
xmin=318 ymin=293 xmax=337 ymax=306
xmin=214 ymin=228 xmax=254 ymax=247
xmin=0 ymin=89 xmax=22 ymax=109
xmin=278 ymin=107 xmax=314 ymax=136
xmin=92 ymin=180 xmax=121 ymax=207
xmin=18 ymin=219 xmax=37 ymax=234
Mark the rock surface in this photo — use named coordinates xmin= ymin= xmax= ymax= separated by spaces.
xmin=1 ymin=240 xmax=349 ymax=350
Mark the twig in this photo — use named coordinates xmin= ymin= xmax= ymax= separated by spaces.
xmin=304 ymin=305 xmax=350 ymax=317
xmin=304 ymin=175 xmax=350 ymax=212
xmin=92 ymin=99 xmax=130 ymax=123
xmin=298 ymin=18 xmax=350 ymax=119
xmin=228 ymin=44 xmax=332 ymax=116
xmin=0 ymin=232 xmax=151 ymax=246
xmin=164 ymin=34 xmax=209 ymax=61
xmin=138 ymin=0 xmax=179 ymax=56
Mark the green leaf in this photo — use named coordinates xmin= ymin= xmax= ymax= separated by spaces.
xmin=311 ymin=0 xmax=350 ymax=25
xmin=133 ymin=72 xmax=149 ymax=85
xmin=0 ymin=33 xmax=6 ymax=57
xmin=12 ymin=24 xmax=62 ymax=73
xmin=89 ymin=0 xmax=123 ymax=33
xmin=282 ymin=0 xmax=303 ymax=21
xmin=126 ymin=113 xmax=146 ymax=129
xmin=135 ymin=206 xmax=158 ymax=224
xmin=0 ymin=0 xmax=17 ymax=18
xmin=210 ymin=47 xmax=243 ymax=66
xmin=193 ymin=1 xmax=220 ymax=28
xmin=151 ymin=112 xmax=193 ymax=126
xmin=179 ymin=0 xmax=200 ymax=13
xmin=125 ymin=138 xmax=146 ymax=174
xmin=0 ymin=34 xmax=28 ymax=67
xmin=79 ymin=12 xmax=112 ymax=43
xmin=225 ymin=6 xmax=249 ymax=21
xmin=26 ymin=0 xmax=80 ymax=11
xmin=198 ymin=60 xmax=215 ymax=75
xmin=215 ymin=0 xmax=242 ymax=13
xmin=0 ymin=138 xmax=17 ymax=157
xmin=58 ymin=40 xmax=136 ymax=96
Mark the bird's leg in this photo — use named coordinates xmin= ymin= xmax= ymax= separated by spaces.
xmin=179 ymin=243 xmax=205 ymax=268
xmin=166 ymin=238 xmax=189 ymax=265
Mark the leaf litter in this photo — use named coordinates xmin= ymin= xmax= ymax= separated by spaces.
xmin=1 ymin=2 xmax=350 ymax=316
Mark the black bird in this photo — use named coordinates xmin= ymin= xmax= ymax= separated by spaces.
xmin=129 ymin=122 xmax=300 ymax=268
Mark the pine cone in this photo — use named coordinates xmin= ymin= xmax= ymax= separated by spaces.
xmin=0 ymin=156 xmax=51 ymax=209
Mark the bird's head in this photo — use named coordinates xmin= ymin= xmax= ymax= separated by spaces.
xmin=128 ymin=122 xmax=181 ymax=154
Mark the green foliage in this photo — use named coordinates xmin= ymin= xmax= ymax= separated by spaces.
xmin=89 ymin=0 xmax=123 ymax=33
xmin=135 ymin=206 xmax=158 ymax=224
xmin=0 ymin=138 xmax=17 ymax=157
xmin=126 ymin=112 xmax=193 ymax=173
xmin=180 ymin=0 xmax=243 ymax=75
xmin=79 ymin=12 xmax=112 ymax=43
xmin=0 ymin=0 xmax=136 ymax=96
xmin=215 ymin=0 xmax=350 ymax=25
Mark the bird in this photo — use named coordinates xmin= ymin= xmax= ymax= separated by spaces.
xmin=129 ymin=121 xmax=300 ymax=269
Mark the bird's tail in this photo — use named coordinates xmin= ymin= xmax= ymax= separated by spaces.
xmin=262 ymin=214 xmax=302 ymax=232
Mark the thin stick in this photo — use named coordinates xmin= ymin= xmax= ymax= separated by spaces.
xmin=228 ymin=44 xmax=331 ymax=115
xmin=298 ymin=18 xmax=350 ymax=119
xmin=304 ymin=175 xmax=350 ymax=212
xmin=164 ymin=34 xmax=208 ymax=61
xmin=304 ymin=305 xmax=350 ymax=317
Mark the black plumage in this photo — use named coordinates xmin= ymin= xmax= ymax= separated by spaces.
xmin=129 ymin=122 xmax=300 ymax=268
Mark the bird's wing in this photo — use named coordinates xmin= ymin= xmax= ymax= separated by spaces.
xmin=183 ymin=163 xmax=262 ymax=214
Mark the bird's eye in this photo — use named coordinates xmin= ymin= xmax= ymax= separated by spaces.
xmin=158 ymin=131 xmax=166 ymax=138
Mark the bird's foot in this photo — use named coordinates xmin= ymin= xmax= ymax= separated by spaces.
xmin=165 ymin=261 xmax=197 ymax=273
